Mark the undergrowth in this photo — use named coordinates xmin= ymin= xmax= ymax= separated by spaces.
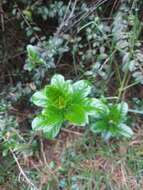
xmin=0 ymin=0 xmax=143 ymax=189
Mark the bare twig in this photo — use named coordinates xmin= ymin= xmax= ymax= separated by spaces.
xmin=10 ymin=149 xmax=38 ymax=190
xmin=56 ymin=0 xmax=109 ymax=35
xmin=61 ymin=128 xmax=83 ymax=136
xmin=62 ymin=0 xmax=109 ymax=34
xmin=56 ymin=0 xmax=78 ymax=35
xmin=40 ymin=138 xmax=58 ymax=181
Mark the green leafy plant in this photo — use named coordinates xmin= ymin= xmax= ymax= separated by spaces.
xmin=24 ymin=45 xmax=45 ymax=71
xmin=90 ymin=100 xmax=133 ymax=140
xmin=31 ymin=74 xmax=96 ymax=139
xmin=25 ymin=37 xmax=68 ymax=72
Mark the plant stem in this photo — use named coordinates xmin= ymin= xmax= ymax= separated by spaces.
xmin=128 ymin=109 xmax=143 ymax=115
xmin=117 ymin=70 xmax=129 ymax=102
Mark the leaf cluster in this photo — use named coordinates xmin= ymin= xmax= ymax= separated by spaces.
xmin=32 ymin=74 xmax=133 ymax=140
xmin=90 ymin=100 xmax=133 ymax=140
xmin=31 ymin=74 xmax=96 ymax=139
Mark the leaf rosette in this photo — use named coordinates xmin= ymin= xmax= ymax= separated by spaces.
xmin=90 ymin=101 xmax=133 ymax=140
xmin=31 ymin=74 xmax=96 ymax=138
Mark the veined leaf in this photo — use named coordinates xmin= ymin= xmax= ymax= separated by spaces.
xmin=27 ymin=45 xmax=38 ymax=60
xmin=65 ymin=104 xmax=89 ymax=125
xmin=119 ymin=124 xmax=134 ymax=138
xmin=117 ymin=102 xmax=128 ymax=118
xmin=43 ymin=123 xmax=62 ymax=139
xmin=91 ymin=120 xmax=108 ymax=133
xmin=32 ymin=115 xmax=48 ymax=131
xmin=32 ymin=114 xmax=62 ymax=138
xmin=31 ymin=91 xmax=48 ymax=107
xmin=51 ymin=74 xmax=65 ymax=85
xmin=73 ymin=80 xmax=91 ymax=97
xmin=42 ymin=106 xmax=64 ymax=123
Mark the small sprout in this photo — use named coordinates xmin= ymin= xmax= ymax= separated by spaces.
xmin=90 ymin=100 xmax=133 ymax=141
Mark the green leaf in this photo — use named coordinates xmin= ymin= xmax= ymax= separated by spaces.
xmin=32 ymin=114 xmax=62 ymax=139
xmin=32 ymin=109 xmax=63 ymax=130
xmin=65 ymin=104 xmax=88 ymax=125
xmin=32 ymin=115 xmax=48 ymax=131
xmin=73 ymin=80 xmax=91 ymax=97
xmin=83 ymin=98 xmax=97 ymax=114
xmin=44 ymin=85 xmax=70 ymax=108
xmin=51 ymin=74 xmax=65 ymax=86
xmin=108 ymin=105 xmax=123 ymax=124
xmin=43 ymin=123 xmax=61 ymax=139
xmin=31 ymin=91 xmax=48 ymax=107
xmin=27 ymin=45 xmax=38 ymax=60
xmin=119 ymin=124 xmax=133 ymax=138
xmin=42 ymin=106 xmax=64 ymax=123
xmin=90 ymin=120 xmax=107 ymax=133
xmin=117 ymin=102 xmax=128 ymax=118
xmin=89 ymin=98 xmax=109 ymax=116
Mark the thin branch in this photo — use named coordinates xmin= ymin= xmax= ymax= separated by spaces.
xmin=10 ymin=149 xmax=38 ymax=190
xmin=61 ymin=128 xmax=83 ymax=136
